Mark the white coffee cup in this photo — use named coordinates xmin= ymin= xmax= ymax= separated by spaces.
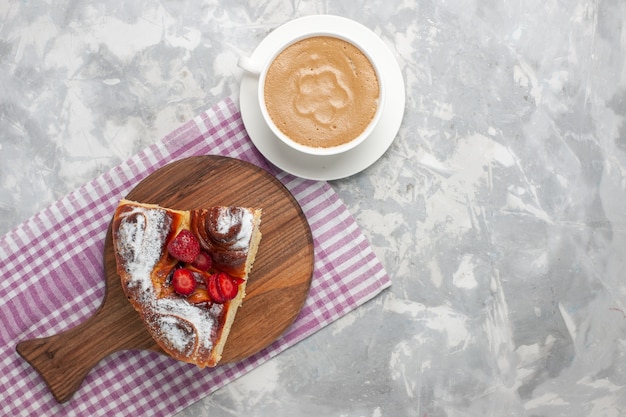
xmin=239 ymin=30 xmax=385 ymax=156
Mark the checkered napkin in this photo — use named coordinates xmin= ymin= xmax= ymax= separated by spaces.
xmin=0 ymin=98 xmax=390 ymax=416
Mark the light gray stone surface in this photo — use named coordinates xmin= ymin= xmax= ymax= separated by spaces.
xmin=2 ymin=1 xmax=626 ymax=416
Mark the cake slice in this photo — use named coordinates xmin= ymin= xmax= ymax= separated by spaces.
xmin=111 ymin=199 xmax=262 ymax=367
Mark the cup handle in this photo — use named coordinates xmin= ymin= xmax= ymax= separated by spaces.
xmin=238 ymin=56 xmax=263 ymax=75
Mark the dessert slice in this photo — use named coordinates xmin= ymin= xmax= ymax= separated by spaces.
xmin=111 ymin=199 xmax=262 ymax=367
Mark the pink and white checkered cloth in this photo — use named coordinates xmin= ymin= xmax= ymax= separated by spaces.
xmin=0 ymin=98 xmax=390 ymax=416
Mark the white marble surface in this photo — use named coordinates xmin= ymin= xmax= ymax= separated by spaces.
xmin=3 ymin=0 xmax=626 ymax=416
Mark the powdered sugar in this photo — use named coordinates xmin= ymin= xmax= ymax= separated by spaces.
xmin=116 ymin=205 xmax=215 ymax=358
xmin=117 ymin=206 xmax=170 ymax=295
xmin=156 ymin=314 xmax=195 ymax=355
xmin=215 ymin=207 xmax=253 ymax=250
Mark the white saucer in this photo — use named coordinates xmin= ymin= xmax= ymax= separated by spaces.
xmin=239 ymin=15 xmax=405 ymax=181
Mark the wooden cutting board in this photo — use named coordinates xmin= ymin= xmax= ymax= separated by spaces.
xmin=16 ymin=155 xmax=314 ymax=403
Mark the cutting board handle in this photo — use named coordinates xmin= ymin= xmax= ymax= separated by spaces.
xmin=16 ymin=310 xmax=114 ymax=403
xmin=16 ymin=274 xmax=158 ymax=403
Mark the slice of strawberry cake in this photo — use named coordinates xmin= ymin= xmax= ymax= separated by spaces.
xmin=111 ymin=199 xmax=262 ymax=367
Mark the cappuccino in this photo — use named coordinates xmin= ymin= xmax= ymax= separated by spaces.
xmin=263 ymin=36 xmax=380 ymax=149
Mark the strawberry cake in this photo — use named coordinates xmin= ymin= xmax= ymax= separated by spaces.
xmin=111 ymin=199 xmax=262 ymax=367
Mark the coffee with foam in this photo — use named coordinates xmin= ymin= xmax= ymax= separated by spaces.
xmin=263 ymin=36 xmax=380 ymax=149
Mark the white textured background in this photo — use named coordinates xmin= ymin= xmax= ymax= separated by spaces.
xmin=2 ymin=0 xmax=626 ymax=416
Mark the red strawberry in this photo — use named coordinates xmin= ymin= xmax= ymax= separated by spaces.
xmin=167 ymin=230 xmax=200 ymax=263
xmin=217 ymin=272 xmax=239 ymax=300
xmin=172 ymin=268 xmax=196 ymax=296
xmin=206 ymin=273 xmax=226 ymax=303
xmin=191 ymin=251 xmax=212 ymax=271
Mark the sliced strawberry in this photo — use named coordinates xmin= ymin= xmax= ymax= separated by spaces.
xmin=167 ymin=230 xmax=200 ymax=263
xmin=191 ymin=251 xmax=212 ymax=271
xmin=206 ymin=273 xmax=226 ymax=303
xmin=216 ymin=272 xmax=239 ymax=300
xmin=172 ymin=268 xmax=197 ymax=296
